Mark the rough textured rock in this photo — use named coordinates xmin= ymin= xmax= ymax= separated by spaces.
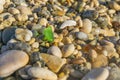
xmin=0 ymin=50 xmax=29 ymax=77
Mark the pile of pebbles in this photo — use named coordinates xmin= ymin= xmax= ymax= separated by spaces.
xmin=0 ymin=0 xmax=120 ymax=80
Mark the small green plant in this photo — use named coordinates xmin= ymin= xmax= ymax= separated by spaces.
xmin=43 ymin=26 xmax=54 ymax=42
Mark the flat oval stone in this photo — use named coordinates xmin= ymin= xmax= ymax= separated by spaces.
xmin=82 ymin=68 xmax=109 ymax=80
xmin=27 ymin=67 xmax=57 ymax=80
xmin=0 ymin=50 xmax=29 ymax=77
xmin=47 ymin=46 xmax=62 ymax=58
xmin=75 ymin=32 xmax=88 ymax=40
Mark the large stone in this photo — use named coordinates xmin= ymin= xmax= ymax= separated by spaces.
xmin=27 ymin=67 xmax=57 ymax=80
xmin=0 ymin=50 xmax=29 ymax=77
xmin=82 ymin=68 xmax=109 ymax=80
xmin=40 ymin=53 xmax=66 ymax=73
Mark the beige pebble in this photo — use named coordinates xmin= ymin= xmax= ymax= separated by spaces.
xmin=71 ymin=57 xmax=86 ymax=64
xmin=0 ymin=5 xmax=4 ymax=13
xmin=89 ymin=49 xmax=98 ymax=59
xmin=15 ymin=14 xmax=28 ymax=21
xmin=39 ymin=18 xmax=48 ymax=26
xmin=0 ymin=50 xmax=29 ymax=77
xmin=15 ymin=28 xmax=33 ymax=41
xmin=27 ymin=67 xmax=57 ymax=80
xmin=62 ymin=44 xmax=75 ymax=57
xmin=8 ymin=7 xmax=20 ymax=15
xmin=29 ymin=38 xmax=35 ymax=44
xmin=82 ymin=19 xmax=92 ymax=33
xmin=47 ymin=46 xmax=62 ymax=58
xmin=92 ymin=54 xmax=108 ymax=68
xmin=32 ymin=42 xmax=39 ymax=48
xmin=40 ymin=53 xmax=66 ymax=73
xmin=17 ymin=6 xmax=32 ymax=15
xmin=109 ymin=1 xmax=120 ymax=11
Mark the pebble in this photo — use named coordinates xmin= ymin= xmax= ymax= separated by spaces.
xmin=107 ymin=64 xmax=120 ymax=80
xmin=17 ymin=6 xmax=32 ymax=15
xmin=27 ymin=67 xmax=57 ymax=80
xmin=39 ymin=18 xmax=48 ymax=26
xmin=32 ymin=42 xmax=39 ymax=48
xmin=0 ymin=0 xmax=5 ymax=5
xmin=15 ymin=14 xmax=28 ymax=21
xmin=82 ymin=19 xmax=92 ymax=33
xmin=15 ymin=28 xmax=33 ymax=41
xmin=82 ymin=68 xmax=109 ymax=80
xmin=8 ymin=7 xmax=20 ymax=15
xmin=47 ymin=46 xmax=62 ymax=58
xmin=109 ymin=1 xmax=120 ymax=11
xmin=62 ymin=44 xmax=75 ymax=57
xmin=0 ymin=50 xmax=29 ymax=77
xmin=60 ymin=20 xmax=77 ymax=29
xmin=75 ymin=32 xmax=88 ymax=40
xmin=92 ymin=54 xmax=108 ymax=68
xmin=0 ymin=5 xmax=4 ymax=13
xmin=40 ymin=53 xmax=66 ymax=73
xmin=2 ymin=27 xmax=16 ymax=44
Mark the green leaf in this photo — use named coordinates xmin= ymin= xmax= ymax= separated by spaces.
xmin=43 ymin=26 xmax=54 ymax=42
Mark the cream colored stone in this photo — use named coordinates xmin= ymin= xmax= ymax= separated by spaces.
xmin=0 ymin=50 xmax=29 ymax=77
xmin=28 ymin=67 xmax=57 ymax=80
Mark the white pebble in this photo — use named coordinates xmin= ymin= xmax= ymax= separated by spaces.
xmin=32 ymin=42 xmax=39 ymax=48
xmin=60 ymin=20 xmax=77 ymax=29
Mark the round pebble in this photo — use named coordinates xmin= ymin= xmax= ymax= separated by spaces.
xmin=75 ymin=32 xmax=88 ymax=40
xmin=0 ymin=50 xmax=29 ymax=77
xmin=47 ymin=46 xmax=62 ymax=58
xmin=82 ymin=68 xmax=109 ymax=80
